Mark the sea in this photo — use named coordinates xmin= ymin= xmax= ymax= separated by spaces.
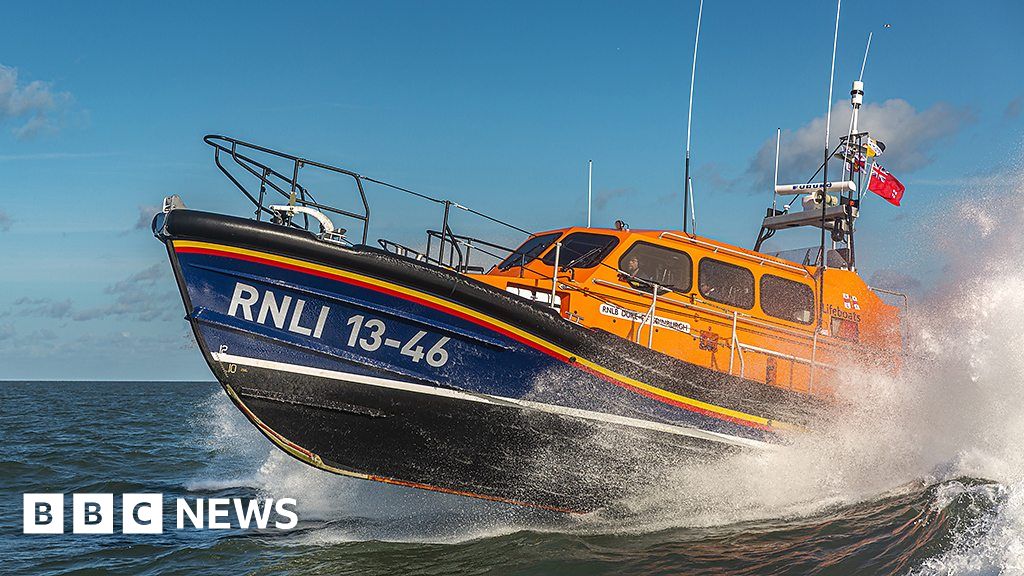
xmin=4 ymin=380 xmax=1012 ymax=576
xmin=6 ymin=177 xmax=1024 ymax=575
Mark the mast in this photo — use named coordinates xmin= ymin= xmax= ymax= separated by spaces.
xmin=772 ymin=128 xmax=781 ymax=211
xmin=838 ymin=34 xmax=871 ymax=270
xmin=818 ymin=0 xmax=842 ymax=329
xmin=843 ymin=33 xmax=871 ymax=182
xmin=683 ymin=0 xmax=703 ymax=234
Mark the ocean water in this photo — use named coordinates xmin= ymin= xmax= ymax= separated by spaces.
xmin=0 ymin=379 xmax=1016 ymax=576
xmin=5 ymin=166 xmax=1024 ymax=574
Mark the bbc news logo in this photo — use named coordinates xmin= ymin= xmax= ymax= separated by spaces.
xmin=23 ymin=493 xmax=298 ymax=534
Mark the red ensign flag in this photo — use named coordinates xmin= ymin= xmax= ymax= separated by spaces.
xmin=868 ymin=164 xmax=906 ymax=206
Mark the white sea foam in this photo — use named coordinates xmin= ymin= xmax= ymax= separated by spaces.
xmin=911 ymin=481 xmax=1022 ymax=576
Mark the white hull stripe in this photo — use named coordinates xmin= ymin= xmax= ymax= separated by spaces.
xmin=211 ymin=352 xmax=770 ymax=450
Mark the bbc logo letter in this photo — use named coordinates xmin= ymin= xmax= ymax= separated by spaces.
xmin=73 ymin=494 xmax=114 ymax=534
xmin=123 ymin=494 xmax=163 ymax=534
xmin=24 ymin=494 xmax=64 ymax=534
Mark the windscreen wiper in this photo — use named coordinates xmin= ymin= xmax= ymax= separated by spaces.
xmin=561 ymin=247 xmax=603 ymax=270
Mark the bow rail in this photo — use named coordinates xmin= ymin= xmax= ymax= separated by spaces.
xmin=205 ymin=135 xmax=529 ymax=270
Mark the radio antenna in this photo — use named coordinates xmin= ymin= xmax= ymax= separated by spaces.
xmin=859 ymin=31 xmax=873 ymax=82
xmin=842 ymin=32 xmax=872 ymax=182
xmin=587 ymin=159 xmax=593 ymax=227
xmin=682 ymin=0 xmax=703 ymax=234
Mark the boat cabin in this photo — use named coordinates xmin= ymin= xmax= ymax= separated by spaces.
xmin=471 ymin=226 xmax=901 ymax=396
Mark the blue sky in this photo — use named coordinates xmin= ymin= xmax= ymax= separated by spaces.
xmin=1 ymin=0 xmax=1021 ymax=380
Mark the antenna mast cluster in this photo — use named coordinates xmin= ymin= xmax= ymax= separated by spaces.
xmin=754 ymin=1 xmax=885 ymax=282
xmin=682 ymin=0 xmax=704 ymax=234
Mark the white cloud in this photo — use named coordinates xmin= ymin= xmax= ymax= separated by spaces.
xmin=6 ymin=297 xmax=74 ymax=319
xmin=0 ymin=63 xmax=73 ymax=139
xmin=592 ymin=187 xmax=633 ymax=211
xmin=133 ymin=205 xmax=161 ymax=231
xmin=738 ymin=98 xmax=972 ymax=194
xmin=3 ymin=263 xmax=177 ymax=323
xmin=869 ymin=269 xmax=922 ymax=292
xmin=73 ymin=263 xmax=177 ymax=321
xmin=1006 ymin=94 xmax=1023 ymax=119
xmin=0 ymin=209 xmax=11 ymax=232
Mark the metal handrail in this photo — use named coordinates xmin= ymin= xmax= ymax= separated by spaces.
xmin=633 ymin=284 xmax=660 ymax=348
xmin=425 ymin=230 xmax=515 ymax=256
xmin=424 ymin=229 xmax=516 ymax=273
xmin=204 ymin=135 xmax=530 ymax=255
xmin=659 ymin=231 xmax=812 ymax=276
xmin=739 ymin=340 xmax=835 ymax=371
xmin=550 ymin=242 xmax=562 ymax=310
xmin=591 ymin=278 xmax=824 ymax=345
xmin=589 ymin=277 xmax=836 ymax=387
xmin=206 ymin=135 xmax=371 ymax=244
xmin=869 ymin=286 xmax=910 ymax=314
xmin=377 ymin=239 xmax=429 ymax=261
xmin=729 ymin=311 xmax=744 ymax=375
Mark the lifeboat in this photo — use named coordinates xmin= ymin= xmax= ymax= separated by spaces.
xmin=154 ymin=129 xmax=904 ymax=513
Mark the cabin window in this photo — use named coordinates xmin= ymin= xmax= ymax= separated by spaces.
xmin=540 ymin=232 xmax=619 ymax=269
xmin=830 ymin=317 xmax=859 ymax=341
xmin=760 ymin=274 xmax=814 ymax=324
xmin=498 ymin=232 xmax=561 ymax=270
xmin=698 ymin=258 xmax=755 ymax=309
xmin=618 ymin=242 xmax=692 ymax=293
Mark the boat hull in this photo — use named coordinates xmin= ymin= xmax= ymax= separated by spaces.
xmin=156 ymin=209 xmax=819 ymax=511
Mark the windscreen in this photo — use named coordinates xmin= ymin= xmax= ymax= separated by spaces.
xmin=498 ymin=232 xmax=561 ymax=270
xmin=540 ymin=232 xmax=619 ymax=269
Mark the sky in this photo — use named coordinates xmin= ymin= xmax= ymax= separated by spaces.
xmin=1 ymin=0 xmax=1022 ymax=380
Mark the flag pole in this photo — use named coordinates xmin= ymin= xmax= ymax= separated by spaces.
xmin=683 ymin=0 xmax=703 ymax=234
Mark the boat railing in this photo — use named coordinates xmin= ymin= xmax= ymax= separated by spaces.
xmin=424 ymin=230 xmax=516 ymax=273
xmin=659 ymin=232 xmax=812 ymax=277
xmin=590 ymin=276 xmax=834 ymax=393
xmin=206 ymin=135 xmax=372 ymax=244
xmin=868 ymin=285 xmax=909 ymax=315
xmin=204 ymin=135 xmax=530 ymax=259
xmin=377 ymin=239 xmax=431 ymax=262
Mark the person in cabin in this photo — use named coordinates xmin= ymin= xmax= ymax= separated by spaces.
xmin=621 ymin=254 xmax=656 ymax=293
xmin=623 ymin=255 xmax=641 ymax=277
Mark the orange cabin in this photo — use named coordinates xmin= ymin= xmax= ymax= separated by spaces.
xmin=469 ymin=226 xmax=902 ymax=396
